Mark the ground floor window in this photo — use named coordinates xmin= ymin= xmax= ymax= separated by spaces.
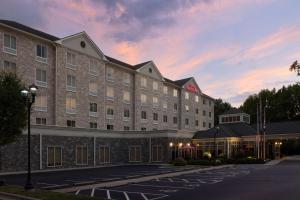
xmin=90 ymin=122 xmax=97 ymax=129
xmin=76 ymin=145 xmax=88 ymax=165
xmin=47 ymin=146 xmax=62 ymax=167
xmin=67 ymin=120 xmax=76 ymax=127
xmin=129 ymin=146 xmax=141 ymax=162
xmin=152 ymin=145 xmax=163 ymax=162
xmin=107 ymin=124 xmax=114 ymax=130
xmin=99 ymin=145 xmax=110 ymax=164
xmin=36 ymin=117 xmax=46 ymax=125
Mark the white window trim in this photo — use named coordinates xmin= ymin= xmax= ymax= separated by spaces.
xmin=75 ymin=145 xmax=88 ymax=166
xmin=36 ymin=44 xmax=48 ymax=64
xmin=89 ymin=59 xmax=99 ymax=76
xmin=66 ymin=52 xmax=77 ymax=70
xmin=66 ymin=75 xmax=76 ymax=92
xmin=35 ymin=68 xmax=47 ymax=88
xmin=47 ymin=146 xmax=63 ymax=167
xmin=3 ymin=33 xmax=17 ymax=56
xmin=88 ymin=82 xmax=98 ymax=96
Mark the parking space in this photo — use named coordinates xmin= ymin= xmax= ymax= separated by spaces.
xmin=73 ymin=166 xmax=254 ymax=200
xmin=0 ymin=165 xmax=195 ymax=189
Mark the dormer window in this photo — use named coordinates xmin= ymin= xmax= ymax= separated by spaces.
xmin=149 ymin=68 xmax=152 ymax=73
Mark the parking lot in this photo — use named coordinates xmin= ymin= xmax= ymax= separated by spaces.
xmin=72 ymin=165 xmax=254 ymax=200
xmin=0 ymin=165 xmax=195 ymax=190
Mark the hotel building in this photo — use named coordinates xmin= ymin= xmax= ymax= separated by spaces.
xmin=0 ymin=20 xmax=214 ymax=132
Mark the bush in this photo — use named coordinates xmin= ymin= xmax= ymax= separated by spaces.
xmin=188 ymin=159 xmax=221 ymax=166
xmin=173 ymin=157 xmax=187 ymax=166
xmin=203 ymin=152 xmax=212 ymax=160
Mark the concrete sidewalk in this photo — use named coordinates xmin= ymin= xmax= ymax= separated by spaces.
xmin=55 ymin=165 xmax=233 ymax=193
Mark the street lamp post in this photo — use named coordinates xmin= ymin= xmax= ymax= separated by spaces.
xmin=214 ymin=126 xmax=220 ymax=159
xmin=21 ymin=84 xmax=38 ymax=190
xmin=263 ymin=99 xmax=268 ymax=160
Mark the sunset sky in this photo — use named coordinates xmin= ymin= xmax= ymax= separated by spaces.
xmin=1 ymin=0 xmax=299 ymax=106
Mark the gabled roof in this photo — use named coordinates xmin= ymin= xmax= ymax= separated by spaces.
xmin=105 ymin=55 xmax=136 ymax=70
xmin=0 ymin=20 xmax=60 ymax=41
xmin=173 ymin=77 xmax=193 ymax=87
xmin=134 ymin=61 xmax=152 ymax=70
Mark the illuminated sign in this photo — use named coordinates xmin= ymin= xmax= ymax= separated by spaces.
xmin=186 ymin=84 xmax=198 ymax=93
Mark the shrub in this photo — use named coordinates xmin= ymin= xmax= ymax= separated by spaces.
xmin=173 ymin=157 xmax=187 ymax=166
xmin=188 ymin=159 xmax=222 ymax=166
xmin=203 ymin=152 xmax=212 ymax=160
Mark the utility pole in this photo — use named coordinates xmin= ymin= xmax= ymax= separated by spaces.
xmin=256 ymin=103 xmax=260 ymax=159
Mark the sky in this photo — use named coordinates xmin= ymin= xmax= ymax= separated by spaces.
xmin=1 ymin=0 xmax=299 ymax=107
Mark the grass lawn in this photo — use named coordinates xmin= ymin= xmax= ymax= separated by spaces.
xmin=0 ymin=185 xmax=105 ymax=200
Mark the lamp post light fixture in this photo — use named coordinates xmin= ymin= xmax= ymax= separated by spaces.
xmin=21 ymin=84 xmax=38 ymax=190
xmin=214 ymin=126 xmax=220 ymax=159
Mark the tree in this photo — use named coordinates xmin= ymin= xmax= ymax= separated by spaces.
xmin=290 ymin=60 xmax=300 ymax=76
xmin=0 ymin=72 xmax=26 ymax=145
xmin=214 ymin=98 xmax=233 ymax=125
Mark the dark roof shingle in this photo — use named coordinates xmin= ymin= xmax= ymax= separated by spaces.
xmin=0 ymin=20 xmax=59 ymax=41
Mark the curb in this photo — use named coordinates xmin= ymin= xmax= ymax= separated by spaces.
xmin=54 ymin=165 xmax=234 ymax=193
xmin=0 ymin=192 xmax=40 ymax=200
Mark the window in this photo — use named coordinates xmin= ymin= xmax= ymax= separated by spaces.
xmin=185 ymin=105 xmax=189 ymax=112
xmin=66 ymin=97 xmax=76 ymax=114
xmin=173 ymin=89 xmax=178 ymax=97
xmin=99 ymin=145 xmax=110 ymax=163
xmin=141 ymin=77 xmax=147 ymax=88
xmin=163 ymin=86 xmax=168 ymax=95
xmin=66 ymin=52 xmax=76 ymax=67
xmin=152 ymin=145 xmax=162 ymax=162
xmin=153 ymin=96 xmax=158 ymax=106
xmin=90 ymin=122 xmax=97 ymax=129
xmin=36 ymin=44 xmax=47 ymax=62
xmin=163 ymin=101 xmax=168 ymax=109
xmin=153 ymin=113 xmax=158 ymax=121
xmin=203 ymin=110 xmax=206 ymax=116
xmin=36 ymin=68 xmax=47 ymax=87
xmin=124 ymin=126 xmax=130 ymax=131
xmin=203 ymin=122 xmax=206 ymax=127
xmin=106 ymin=86 xmax=114 ymax=100
xmin=89 ymin=103 xmax=97 ymax=116
xmin=47 ymin=146 xmax=62 ymax=167
xmin=106 ymin=106 xmax=114 ymax=119
xmin=66 ymin=75 xmax=76 ymax=92
xmin=3 ymin=61 xmax=16 ymax=73
xmin=3 ymin=33 xmax=16 ymax=54
xmin=141 ymin=94 xmax=147 ymax=104
xmin=203 ymin=99 xmax=207 ymax=105
xmin=123 ymin=91 xmax=130 ymax=103
xmin=141 ymin=111 xmax=147 ymax=120
xmin=173 ymin=117 xmax=178 ymax=124
xmin=153 ymin=81 xmax=158 ymax=91
xmin=185 ymin=92 xmax=189 ymax=99
xmin=209 ymin=112 xmax=212 ymax=118
xmin=141 ymin=127 xmax=146 ymax=131
xmin=106 ymin=67 xmax=114 ymax=81
xmin=35 ymin=95 xmax=47 ymax=111
xmin=185 ymin=118 xmax=189 ymax=125
xmin=76 ymin=145 xmax=88 ymax=165
xmin=195 ymin=108 xmax=199 ymax=114
xmin=107 ymin=124 xmax=114 ymax=130
xmin=209 ymin=123 xmax=212 ymax=128
xmin=163 ymin=115 xmax=168 ymax=123
xmin=67 ymin=120 xmax=76 ymax=127
xmin=89 ymin=59 xmax=98 ymax=75
xmin=123 ymin=72 xmax=130 ymax=85
xmin=195 ymin=120 xmax=199 ymax=127
xmin=129 ymin=146 xmax=141 ymax=162
xmin=174 ymin=103 xmax=178 ymax=111
xmin=195 ymin=95 xmax=199 ymax=102
xmin=36 ymin=118 xmax=46 ymax=125
xmin=89 ymin=82 xmax=97 ymax=96
xmin=124 ymin=109 xmax=130 ymax=119
xmin=209 ymin=100 xmax=212 ymax=106
xmin=148 ymin=68 xmax=152 ymax=73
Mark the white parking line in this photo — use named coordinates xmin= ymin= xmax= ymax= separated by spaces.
xmin=106 ymin=190 xmax=111 ymax=199
xmin=141 ymin=193 xmax=149 ymax=200
xmin=90 ymin=188 xmax=95 ymax=197
xmin=167 ymin=178 xmax=173 ymax=182
xmin=131 ymin=183 xmax=193 ymax=189
xmin=123 ymin=191 xmax=130 ymax=200
xmin=75 ymin=190 xmax=80 ymax=195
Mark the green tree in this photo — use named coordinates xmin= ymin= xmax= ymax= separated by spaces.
xmin=0 ymin=72 xmax=26 ymax=145
xmin=290 ymin=60 xmax=300 ymax=76
xmin=214 ymin=98 xmax=233 ymax=125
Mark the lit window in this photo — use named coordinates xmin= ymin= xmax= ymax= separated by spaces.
xmin=89 ymin=82 xmax=97 ymax=96
xmin=123 ymin=91 xmax=130 ymax=102
xmin=185 ymin=105 xmax=189 ymax=112
xmin=173 ymin=89 xmax=178 ymax=97
xmin=106 ymin=86 xmax=114 ymax=100
xmin=195 ymin=95 xmax=199 ymax=102
xmin=89 ymin=59 xmax=98 ymax=75
xmin=185 ymin=92 xmax=189 ymax=99
xmin=153 ymin=96 xmax=158 ymax=106
xmin=3 ymin=33 xmax=16 ymax=54
xmin=141 ymin=94 xmax=147 ymax=104
xmin=153 ymin=81 xmax=158 ymax=91
xmin=66 ymin=97 xmax=76 ymax=114
xmin=36 ymin=68 xmax=47 ymax=87
xmin=35 ymin=95 xmax=47 ymax=112
xmin=141 ymin=77 xmax=147 ymax=88
xmin=163 ymin=86 xmax=168 ymax=95
xmin=47 ymin=146 xmax=62 ymax=167
xmin=76 ymin=145 xmax=88 ymax=165
xmin=106 ymin=67 xmax=114 ymax=81
xmin=66 ymin=75 xmax=76 ymax=91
